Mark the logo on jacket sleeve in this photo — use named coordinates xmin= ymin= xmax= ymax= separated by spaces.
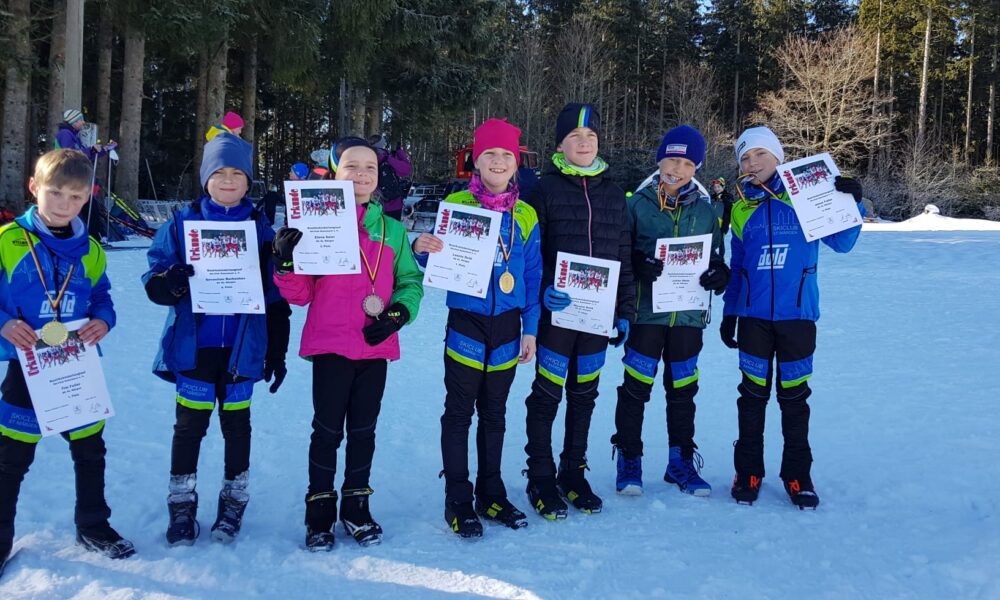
xmin=757 ymin=244 xmax=789 ymax=269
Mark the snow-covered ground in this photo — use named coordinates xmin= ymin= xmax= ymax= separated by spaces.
xmin=864 ymin=205 xmax=1000 ymax=232
xmin=2 ymin=228 xmax=998 ymax=599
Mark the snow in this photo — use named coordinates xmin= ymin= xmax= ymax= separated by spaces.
xmin=864 ymin=205 xmax=1000 ymax=232
xmin=3 ymin=230 xmax=999 ymax=599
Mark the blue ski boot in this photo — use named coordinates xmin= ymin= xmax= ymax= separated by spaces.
xmin=663 ymin=446 xmax=711 ymax=496
xmin=613 ymin=446 xmax=643 ymax=496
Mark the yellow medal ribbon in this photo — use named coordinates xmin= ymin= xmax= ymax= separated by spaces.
xmin=496 ymin=209 xmax=516 ymax=294
xmin=359 ymin=215 xmax=386 ymax=316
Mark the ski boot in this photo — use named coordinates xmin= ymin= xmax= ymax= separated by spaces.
xmin=613 ymin=446 xmax=643 ymax=496
xmin=76 ymin=522 xmax=136 ymax=559
xmin=211 ymin=471 xmax=249 ymax=543
xmin=525 ymin=475 xmax=568 ymax=520
xmin=731 ymin=473 xmax=763 ymax=505
xmin=166 ymin=473 xmax=199 ymax=546
xmin=340 ymin=488 xmax=383 ymax=546
xmin=304 ymin=491 xmax=337 ymax=552
xmin=445 ymin=499 xmax=483 ymax=538
xmin=784 ymin=478 xmax=820 ymax=510
xmin=475 ymin=496 xmax=528 ymax=530
xmin=557 ymin=461 xmax=603 ymax=514
xmin=663 ymin=446 xmax=711 ymax=496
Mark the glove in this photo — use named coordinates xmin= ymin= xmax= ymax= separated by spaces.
xmin=264 ymin=300 xmax=291 ymax=393
xmin=272 ymin=227 xmax=303 ymax=273
xmin=166 ymin=264 xmax=195 ymax=298
xmin=632 ymin=250 xmax=664 ymax=284
xmin=609 ymin=319 xmax=630 ymax=348
xmin=362 ymin=303 xmax=409 ymax=346
xmin=720 ymin=315 xmax=738 ymax=349
xmin=543 ymin=285 xmax=572 ymax=312
xmin=263 ymin=359 xmax=287 ymax=393
xmin=834 ymin=176 xmax=863 ymax=203
xmin=699 ymin=260 xmax=731 ymax=295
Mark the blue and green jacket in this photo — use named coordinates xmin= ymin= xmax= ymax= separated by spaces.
xmin=722 ymin=173 xmax=862 ymax=322
xmin=416 ymin=191 xmax=543 ymax=336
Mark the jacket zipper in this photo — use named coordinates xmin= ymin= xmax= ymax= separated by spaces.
xmin=669 ymin=205 xmax=683 ymax=328
xmin=229 ymin=317 xmax=250 ymax=380
xmin=582 ymin=177 xmax=593 ymax=256
xmin=796 ymin=266 xmax=816 ymax=308
xmin=743 ymin=269 xmax=751 ymax=308
xmin=767 ymin=197 xmax=775 ymax=320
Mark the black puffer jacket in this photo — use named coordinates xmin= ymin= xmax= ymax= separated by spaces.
xmin=524 ymin=170 xmax=635 ymax=322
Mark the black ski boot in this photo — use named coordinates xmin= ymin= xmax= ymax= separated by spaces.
xmin=475 ymin=497 xmax=528 ymax=530
xmin=525 ymin=476 xmax=568 ymax=520
xmin=166 ymin=474 xmax=199 ymax=546
xmin=731 ymin=473 xmax=763 ymax=505
xmin=211 ymin=472 xmax=249 ymax=543
xmin=76 ymin=522 xmax=136 ymax=559
xmin=557 ymin=461 xmax=603 ymax=514
xmin=304 ymin=491 xmax=337 ymax=552
xmin=784 ymin=478 xmax=820 ymax=510
xmin=340 ymin=488 xmax=383 ymax=547
xmin=445 ymin=500 xmax=483 ymax=539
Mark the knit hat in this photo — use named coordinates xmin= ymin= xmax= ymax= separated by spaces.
xmin=328 ymin=136 xmax=374 ymax=172
xmin=656 ymin=125 xmax=706 ymax=169
xmin=290 ymin=162 xmax=309 ymax=179
xmin=199 ymin=132 xmax=253 ymax=192
xmin=472 ymin=119 xmax=522 ymax=163
xmin=735 ymin=126 xmax=784 ymax=165
xmin=555 ymin=103 xmax=601 ymax=147
xmin=62 ymin=109 xmax=84 ymax=125
xmin=222 ymin=111 xmax=244 ymax=131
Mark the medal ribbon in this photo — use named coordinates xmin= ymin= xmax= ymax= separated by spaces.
xmin=359 ymin=215 xmax=386 ymax=292
xmin=496 ymin=210 xmax=516 ymax=267
xmin=23 ymin=230 xmax=74 ymax=319
xmin=735 ymin=173 xmax=782 ymax=204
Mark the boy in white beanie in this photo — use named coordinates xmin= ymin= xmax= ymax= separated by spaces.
xmin=721 ymin=126 xmax=864 ymax=509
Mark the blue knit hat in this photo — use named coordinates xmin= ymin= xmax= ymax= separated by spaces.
xmin=555 ymin=103 xmax=601 ymax=146
xmin=199 ymin=132 xmax=253 ymax=192
xmin=656 ymin=125 xmax=706 ymax=170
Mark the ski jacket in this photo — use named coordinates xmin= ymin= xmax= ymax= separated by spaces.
xmin=524 ymin=169 xmax=635 ymax=322
xmin=54 ymin=123 xmax=87 ymax=153
xmin=722 ymin=173 xmax=862 ymax=322
xmin=628 ymin=182 xmax=722 ymax=328
xmin=274 ymin=200 xmax=423 ymax=361
xmin=0 ymin=208 xmax=115 ymax=362
xmin=143 ymin=197 xmax=281 ymax=382
xmin=417 ymin=191 xmax=543 ymax=336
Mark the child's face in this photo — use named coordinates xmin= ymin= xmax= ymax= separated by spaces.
xmin=28 ymin=178 xmax=90 ymax=227
xmin=206 ymin=168 xmax=248 ymax=207
xmin=475 ymin=148 xmax=518 ymax=193
xmin=335 ymin=146 xmax=379 ymax=203
xmin=739 ymin=148 xmax=779 ymax=183
xmin=557 ymin=128 xmax=599 ymax=167
xmin=657 ymin=157 xmax=696 ymax=190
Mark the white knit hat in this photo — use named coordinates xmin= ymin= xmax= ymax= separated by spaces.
xmin=62 ymin=109 xmax=84 ymax=125
xmin=735 ymin=126 xmax=784 ymax=165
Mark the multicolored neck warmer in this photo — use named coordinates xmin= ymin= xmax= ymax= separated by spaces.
xmin=739 ymin=171 xmax=785 ymax=202
xmin=552 ymin=152 xmax=608 ymax=177
xmin=469 ymin=173 xmax=519 ymax=212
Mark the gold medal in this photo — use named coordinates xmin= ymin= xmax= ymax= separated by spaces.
xmin=40 ymin=320 xmax=69 ymax=346
xmin=498 ymin=270 xmax=515 ymax=294
xmin=362 ymin=293 xmax=385 ymax=317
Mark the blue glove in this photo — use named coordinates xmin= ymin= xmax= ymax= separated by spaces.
xmin=609 ymin=319 xmax=630 ymax=347
xmin=543 ymin=285 xmax=572 ymax=312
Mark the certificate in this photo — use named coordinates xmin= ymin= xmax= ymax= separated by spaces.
xmin=16 ymin=319 xmax=114 ymax=437
xmin=184 ymin=220 xmax=265 ymax=314
xmin=776 ymin=152 xmax=862 ymax=241
xmin=651 ymin=234 xmax=712 ymax=313
xmin=551 ymin=252 xmax=621 ymax=336
xmin=423 ymin=204 xmax=501 ymax=298
xmin=283 ymin=180 xmax=361 ymax=275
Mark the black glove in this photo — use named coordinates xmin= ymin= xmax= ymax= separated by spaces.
xmin=699 ymin=260 xmax=731 ymax=295
xmin=166 ymin=264 xmax=195 ymax=298
xmin=264 ymin=300 xmax=291 ymax=393
xmin=834 ymin=176 xmax=863 ymax=203
xmin=362 ymin=303 xmax=409 ymax=346
xmin=720 ymin=315 xmax=738 ymax=349
xmin=632 ymin=250 xmax=664 ymax=284
xmin=272 ymin=228 xmax=303 ymax=274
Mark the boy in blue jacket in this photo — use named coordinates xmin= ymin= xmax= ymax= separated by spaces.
xmin=0 ymin=150 xmax=135 ymax=574
xmin=143 ymin=133 xmax=290 ymax=545
xmin=721 ymin=127 xmax=864 ymax=509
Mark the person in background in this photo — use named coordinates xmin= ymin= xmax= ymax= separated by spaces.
xmin=370 ymin=136 xmax=412 ymax=221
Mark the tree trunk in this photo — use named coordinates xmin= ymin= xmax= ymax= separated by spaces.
xmin=988 ymin=25 xmax=997 ymax=165
xmin=365 ymin=92 xmax=381 ymax=139
xmin=917 ymin=7 xmax=933 ymax=145
xmin=96 ymin=1 xmax=114 ymax=133
xmin=338 ymin=78 xmax=348 ymax=138
xmin=205 ymin=39 xmax=229 ymax=132
xmin=351 ymin=86 xmax=366 ymax=134
xmin=46 ymin=0 xmax=68 ymax=143
xmin=241 ymin=40 xmax=258 ymax=153
xmin=869 ymin=0 xmax=883 ymax=171
xmin=115 ymin=23 xmax=145 ymax=203
xmin=193 ymin=50 xmax=209 ymax=195
xmin=1 ymin=0 xmax=32 ymax=210
xmin=965 ymin=17 xmax=975 ymax=163
xmin=733 ymin=31 xmax=741 ymax=132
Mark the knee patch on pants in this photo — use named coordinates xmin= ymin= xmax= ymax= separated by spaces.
xmin=575 ymin=350 xmax=606 ymax=384
xmin=536 ymin=345 xmax=570 ymax=387
xmin=176 ymin=374 xmax=253 ymax=411
xmin=778 ymin=356 xmax=813 ymax=389
xmin=623 ymin=347 xmax=658 ymax=386
xmin=668 ymin=355 xmax=699 ymax=389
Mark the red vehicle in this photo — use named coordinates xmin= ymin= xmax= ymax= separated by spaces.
xmin=453 ymin=144 xmax=539 ymax=180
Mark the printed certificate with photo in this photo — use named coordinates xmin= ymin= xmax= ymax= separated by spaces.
xmin=183 ymin=220 xmax=266 ymax=314
xmin=551 ymin=252 xmax=621 ymax=336
xmin=16 ymin=319 xmax=115 ymax=437
xmin=776 ymin=152 xmax=862 ymax=241
xmin=283 ymin=180 xmax=361 ymax=275
xmin=651 ymin=233 xmax=712 ymax=313
xmin=423 ymin=203 xmax=501 ymax=298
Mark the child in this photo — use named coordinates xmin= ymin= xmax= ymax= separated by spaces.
xmin=610 ymin=125 xmax=729 ymax=497
xmin=721 ymin=126 xmax=864 ymax=509
xmin=143 ymin=132 xmax=291 ymax=545
xmin=412 ymin=119 xmax=542 ymax=538
xmin=272 ymin=137 xmax=423 ymax=550
xmin=205 ymin=111 xmax=245 ymax=142
xmin=0 ymin=149 xmax=135 ymax=573
xmin=522 ymin=103 xmax=635 ymax=518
